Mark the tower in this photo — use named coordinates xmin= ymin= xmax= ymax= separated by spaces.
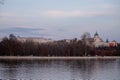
xmin=94 ymin=32 xmax=102 ymax=42
xmin=94 ymin=32 xmax=99 ymax=38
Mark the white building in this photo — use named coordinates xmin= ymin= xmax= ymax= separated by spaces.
xmin=16 ymin=36 xmax=54 ymax=44
xmin=93 ymin=32 xmax=108 ymax=47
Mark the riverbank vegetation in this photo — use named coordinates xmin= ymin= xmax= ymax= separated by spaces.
xmin=0 ymin=34 xmax=120 ymax=56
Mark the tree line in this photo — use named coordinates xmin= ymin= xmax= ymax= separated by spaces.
xmin=0 ymin=34 xmax=120 ymax=56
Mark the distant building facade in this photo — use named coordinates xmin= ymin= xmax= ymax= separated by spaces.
xmin=85 ymin=32 xmax=117 ymax=48
xmin=108 ymin=40 xmax=117 ymax=47
xmin=93 ymin=32 xmax=108 ymax=47
xmin=16 ymin=36 xmax=54 ymax=44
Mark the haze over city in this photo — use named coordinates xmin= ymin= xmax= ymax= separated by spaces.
xmin=0 ymin=0 xmax=120 ymax=42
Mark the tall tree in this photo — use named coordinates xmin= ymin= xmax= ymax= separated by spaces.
xmin=81 ymin=32 xmax=91 ymax=56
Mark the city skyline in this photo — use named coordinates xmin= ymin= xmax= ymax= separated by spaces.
xmin=0 ymin=0 xmax=120 ymax=42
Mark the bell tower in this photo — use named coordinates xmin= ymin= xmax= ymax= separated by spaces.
xmin=94 ymin=32 xmax=99 ymax=38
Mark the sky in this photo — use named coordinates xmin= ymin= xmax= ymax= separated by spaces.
xmin=0 ymin=0 xmax=120 ymax=42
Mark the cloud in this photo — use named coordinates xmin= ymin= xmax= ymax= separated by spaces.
xmin=0 ymin=3 xmax=117 ymax=20
xmin=40 ymin=3 xmax=117 ymax=18
xmin=0 ymin=27 xmax=46 ymax=37
xmin=0 ymin=12 xmax=29 ymax=26
xmin=100 ymin=4 xmax=116 ymax=9
xmin=42 ymin=10 xmax=115 ymax=18
xmin=0 ymin=17 xmax=27 ymax=24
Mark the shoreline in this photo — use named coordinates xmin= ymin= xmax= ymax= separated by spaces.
xmin=0 ymin=56 xmax=120 ymax=60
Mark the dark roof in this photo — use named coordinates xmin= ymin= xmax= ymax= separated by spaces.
xmin=94 ymin=32 xmax=99 ymax=36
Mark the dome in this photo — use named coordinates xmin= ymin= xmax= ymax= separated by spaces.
xmin=94 ymin=32 xmax=99 ymax=36
xmin=94 ymin=32 xmax=99 ymax=37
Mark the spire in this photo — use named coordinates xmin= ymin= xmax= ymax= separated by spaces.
xmin=94 ymin=31 xmax=99 ymax=37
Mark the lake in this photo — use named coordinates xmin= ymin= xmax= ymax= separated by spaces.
xmin=0 ymin=58 xmax=120 ymax=80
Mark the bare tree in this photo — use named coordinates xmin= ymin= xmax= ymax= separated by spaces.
xmin=81 ymin=32 xmax=91 ymax=56
xmin=81 ymin=32 xmax=91 ymax=40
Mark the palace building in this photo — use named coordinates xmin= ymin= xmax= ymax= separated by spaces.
xmin=16 ymin=36 xmax=54 ymax=44
xmin=92 ymin=32 xmax=117 ymax=47
xmin=93 ymin=32 xmax=108 ymax=47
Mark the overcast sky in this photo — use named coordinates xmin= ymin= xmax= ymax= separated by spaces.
xmin=0 ymin=0 xmax=120 ymax=42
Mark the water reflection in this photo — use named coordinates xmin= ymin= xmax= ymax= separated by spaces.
xmin=0 ymin=59 xmax=120 ymax=80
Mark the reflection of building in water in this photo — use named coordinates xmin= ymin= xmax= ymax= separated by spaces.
xmin=87 ymin=32 xmax=117 ymax=47
xmin=17 ymin=36 xmax=54 ymax=44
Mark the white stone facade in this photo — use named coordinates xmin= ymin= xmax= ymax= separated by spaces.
xmin=93 ymin=32 xmax=117 ymax=47
xmin=93 ymin=32 xmax=108 ymax=47
xmin=17 ymin=36 xmax=54 ymax=44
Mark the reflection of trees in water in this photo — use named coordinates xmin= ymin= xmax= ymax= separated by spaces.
xmin=0 ymin=59 xmax=21 ymax=79
xmin=93 ymin=59 xmax=119 ymax=80
xmin=65 ymin=59 xmax=117 ymax=80
xmin=0 ymin=59 xmax=119 ymax=79
xmin=67 ymin=59 xmax=96 ymax=80
xmin=94 ymin=59 xmax=117 ymax=70
xmin=115 ymin=59 xmax=120 ymax=78
xmin=0 ymin=59 xmax=71 ymax=79
xmin=116 ymin=59 xmax=120 ymax=68
xmin=0 ymin=59 xmax=40 ymax=79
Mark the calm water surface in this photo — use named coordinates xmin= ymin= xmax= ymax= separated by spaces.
xmin=0 ymin=58 xmax=120 ymax=80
